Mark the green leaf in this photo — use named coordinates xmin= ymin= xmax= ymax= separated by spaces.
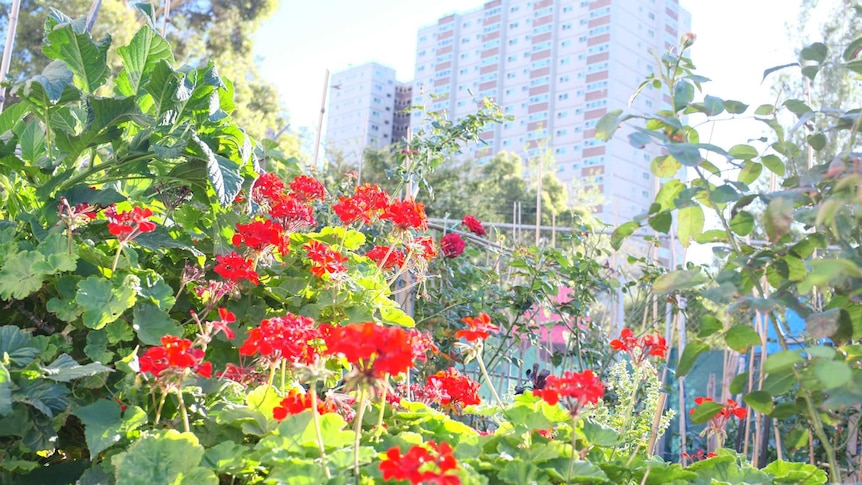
xmin=673 ymin=81 xmax=695 ymax=111
xmin=677 ymin=205 xmax=704 ymax=248
xmin=143 ymin=60 xmax=180 ymax=118
xmin=379 ymin=306 xmax=415 ymax=328
xmin=74 ymin=400 xmax=148 ymax=457
xmin=730 ymin=372 xmax=749 ymax=395
xmin=783 ymin=99 xmax=813 ymax=116
xmin=541 ymin=458 xmax=607 ymax=483
xmin=16 ymin=378 xmax=69 ymax=417
xmin=801 ymin=42 xmax=828 ymax=63
xmin=762 ymin=370 xmax=796 ymax=396
xmin=806 ymin=308 xmax=853 ymax=342
xmin=42 ymin=354 xmax=111 ymax=382
xmin=650 ymin=155 xmax=682 ymax=178
xmin=0 ymin=363 xmax=12 ymax=416
xmin=132 ymin=303 xmax=182 ymax=346
xmin=689 ymin=400 xmax=723 ymax=424
xmin=737 ymin=161 xmax=762 ymax=185
xmin=111 ymin=430 xmax=216 ymax=485
xmin=581 ymin=419 xmax=619 ymax=447
xmin=709 ymin=184 xmax=740 ymax=204
xmin=201 ymin=441 xmax=248 ymax=474
xmin=498 ymin=461 xmax=540 ymax=484
xmin=677 ymin=340 xmax=709 ymax=377
xmin=653 ymin=269 xmax=706 ymax=295
xmin=807 ymin=133 xmax=826 ymax=151
xmin=754 ymin=104 xmax=776 ymax=116
xmin=761 ymin=154 xmax=786 ymax=176
xmin=0 ymin=251 xmax=48 ymax=300
xmin=20 ymin=60 xmax=74 ymax=103
xmin=192 ymin=134 xmax=243 ymax=207
xmin=723 ymin=100 xmax=749 ymax=114
xmin=764 ymin=350 xmax=803 ymax=374
xmin=0 ymin=326 xmax=39 ymax=367
xmin=728 ymin=144 xmax=758 ymax=160
xmin=0 ymin=102 xmax=31 ymax=135
xmin=725 ymin=326 xmax=761 ymax=352
xmin=116 ymin=26 xmax=175 ymax=96
xmin=813 ymin=359 xmax=852 ymax=389
xmin=762 ymin=62 xmax=800 ymax=82
xmin=648 ymin=211 xmax=671 ymax=233
xmin=611 ymin=221 xmax=639 ymax=250
xmin=42 ymin=21 xmax=110 ymax=94
xmin=698 ymin=314 xmax=723 ymax=338
xmin=744 ymin=391 xmax=774 ymax=414
xmin=84 ymin=330 xmax=114 ymax=364
xmin=763 ymin=460 xmax=827 ymax=484
xmin=730 ymin=210 xmax=754 ymax=237
xmin=75 ymin=276 xmax=137 ymax=330
xmin=702 ymin=95 xmax=724 ymax=115
xmin=595 ymin=109 xmax=625 ymax=141
xmin=666 ymin=143 xmax=701 ymax=166
xmin=764 ymin=197 xmax=794 ymax=242
xmin=19 ymin=121 xmax=46 ymax=166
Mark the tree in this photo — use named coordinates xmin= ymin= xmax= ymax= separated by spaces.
xmin=1 ymin=0 xmax=285 ymax=141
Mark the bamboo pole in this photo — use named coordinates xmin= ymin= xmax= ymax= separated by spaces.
xmin=312 ymin=69 xmax=330 ymax=173
xmin=0 ymin=0 xmax=23 ymax=114
xmin=162 ymin=0 xmax=172 ymax=36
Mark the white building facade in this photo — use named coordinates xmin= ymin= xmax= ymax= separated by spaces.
xmin=411 ymin=0 xmax=691 ymax=223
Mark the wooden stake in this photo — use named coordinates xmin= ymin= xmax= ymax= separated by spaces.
xmin=162 ymin=0 xmax=172 ymax=37
xmin=312 ymin=69 xmax=330 ymax=173
xmin=647 ymin=392 xmax=667 ymax=456
xmin=0 ymin=0 xmax=23 ymax=114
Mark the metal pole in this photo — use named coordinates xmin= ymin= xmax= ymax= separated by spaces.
xmin=312 ymin=69 xmax=330 ymax=173
xmin=0 ymin=0 xmax=23 ymax=114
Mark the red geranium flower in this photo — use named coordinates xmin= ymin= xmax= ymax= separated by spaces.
xmin=213 ymin=252 xmax=259 ymax=285
xmin=461 ymin=215 xmax=486 ymax=236
xmin=322 ymin=323 xmax=416 ymax=380
xmin=232 ymin=219 xmax=285 ymax=252
xmin=304 ymin=240 xmax=348 ymax=278
xmin=610 ymin=328 xmax=667 ymax=362
xmin=426 ymin=367 xmax=480 ymax=413
xmin=289 ymin=175 xmax=325 ymax=202
xmin=252 ymin=172 xmax=286 ymax=204
xmin=382 ymin=198 xmax=428 ymax=231
xmin=455 ymin=313 xmax=499 ymax=342
xmin=269 ymin=194 xmax=316 ymax=231
xmin=366 ymin=245 xmax=406 ymax=270
xmin=407 ymin=236 xmax=438 ymax=261
xmin=272 ymin=388 xmax=334 ymax=421
xmin=211 ymin=307 xmax=236 ymax=340
xmin=379 ymin=441 xmax=460 ymax=485
xmin=440 ymin=233 xmax=466 ymax=258
xmin=139 ymin=335 xmax=212 ymax=379
xmin=333 ymin=184 xmax=390 ymax=225
xmin=105 ymin=206 xmax=157 ymax=243
xmin=538 ymin=369 xmax=605 ymax=417
xmin=239 ymin=313 xmax=321 ymax=366
xmin=690 ymin=397 xmax=747 ymax=439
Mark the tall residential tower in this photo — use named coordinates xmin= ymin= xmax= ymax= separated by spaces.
xmin=410 ymin=0 xmax=690 ymax=223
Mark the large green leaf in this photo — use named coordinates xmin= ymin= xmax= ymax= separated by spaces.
xmin=0 ymin=363 xmax=12 ymax=416
xmin=75 ymin=275 xmax=138 ymax=330
xmin=676 ymin=340 xmax=709 ymax=377
xmin=652 ymin=270 xmax=706 ymax=295
xmin=0 ymin=103 xmax=32 ymax=135
xmin=677 ymin=205 xmax=704 ymax=248
xmin=610 ymin=221 xmax=639 ymax=250
xmin=143 ymin=60 xmax=181 ymax=118
xmin=813 ymin=359 xmax=852 ymax=389
xmin=17 ymin=60 xmax=74 ymax=105
xmin=689 ymin=400 xmax=723 ymax=424
xmin=42 ymin=21 xmax=110 ymax=94
xmin=0 ymin=251 xmax=48 ymax=300
xmin=116 ymin=26 xmax=175 ymax=97
xmin=0 ymin=326 xmax=39 ymax=367
xmin=41 ymin=354 xmax=111 ymax=382
xmin=724 ymin=325 xmax=761 ymax=352
xmin=73 ymin=400 xmax=148 ymax=457
xmin=763 ymin=460 xmax=827 ymax=484
xmin=192 ymin=134 xmax=243 ymax=207
xmin=743 ymin=391 xmax=774 ymax=415
xmin=111 ymin=430 xmax=217 ymax=485
xmin=15 ymin=378 xmax=69 ymax=417
xmin=132 ymin=303 xmax=182 ymax=345
xmin=764 ymin=197 xmax=794 ymax=242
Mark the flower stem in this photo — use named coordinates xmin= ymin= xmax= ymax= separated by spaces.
xmin=477 ymin=350 xmax=504 ymax=408
xmin=308 ymin=382 xmax=332 ymax=479
xmin=111 ymin=243 xmax=124 ymax=274
xmin=374 ymin=374 xmax=390 ymax=440
xmin=176 ymin=389 xmax=190 ymax=433
xmin=154 ymin=392 xmax=167 ymax=426
xmin=281 ymin=359 xmax=287 ymax=394
xmin=568 ymin=417 xmax=578 ymax=482
xmin=353 ymin=389 xmax=369 ymax=481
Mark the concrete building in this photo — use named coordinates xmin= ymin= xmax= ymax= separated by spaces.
xmin=392 ymin=82 xmax=413 ymax=144
xmin=325 ymin=63 xmax=398 ymax=160
xmin=410 ymin=0 xmax=691 ymax=223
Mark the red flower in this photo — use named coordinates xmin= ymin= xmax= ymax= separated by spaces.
xmin=272 ymin=388 xmax=333 ymax=421
xmin=440 ymin=233 xmax=466 ymax=258
xmin=610 ymin=328 xmax=667 ymax=362
xmin=455 ymin=313 xmax=499 ymax=342
xmin=139 ymin=335 xmax=211 ymax=379
xmin=239 ymin=313 xmax=321 ymax=366
xmin=322 ymin=323 xmax=416 ymax=379
xmin=406 ymin=329 xmax=438 ymax=362
xmin=690 ymin=397 xmax=747 ymax=436
xmin=211 ymin=307 xmax=236 ymax=340
xmin=232 ymin=219 xmax=285 ymax=252
xmin=683 ymin=449 xmax=717 ymax=462
xmin=252 ymin=172 xmax=286 ymax=204
xmin=382 ymin=198 xmax=428 ymax=231
xmin=366 ymin=245 xmax=406 ymax=270
xmin=304 ymin=240 xmax=348 ymax=278
xmin=408 ymin=236 xmax=438 ymax=261
xmin=269 ymin=194 xmax=316 ymax=231
xmin=426 ymin=367 xmax=481 ymax=412
xmin=379 ymin=441 xmax=460 ymax=485
xmin=289 ymin=175 xmax=325 ymax=202
xmin=538 ymin=369 xmax=605 ymax=417
xmin=461 ymin=215 xmax=486 ymax=236
xmin=105 ymin=206 xmax=157 ymax=243
xmin=333 ymin=184 xmax=390 ymax=225
xmin=213 ymin=252 xmax=259 ymax=285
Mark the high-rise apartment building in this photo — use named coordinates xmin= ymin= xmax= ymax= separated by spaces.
xmin=325 ymin=63 xmax=399 ymax=159
xmin=411 ymin=0 xmax=690 ymax=223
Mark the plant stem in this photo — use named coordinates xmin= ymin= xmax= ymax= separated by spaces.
xmin=477 ymin=349 xmax=504 ymax=408
xmin=353 ymin=389 xmax=369 ymax=481
xmin=568 ymin=417 xmax=578 ymax=482
xmin=308 ymin=382 xmax=332 ymax=479
xmin=281 ymin=360 xmax=287 ymax=394
xmin=176 ymin=389 xmax=190 ymax=433
xmin=111 ymin=244 xmax=124 ymax=274
xmin=154 ymin=392 xmax=167 ymax=426
xmin=375 ymin=375 xmax=390 ymax=440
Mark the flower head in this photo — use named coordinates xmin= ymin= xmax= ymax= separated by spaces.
xmin=239 ymin=313 xmax=321 ymax=366
xmin=382 ymin=198 xmax=428 ymax=231
xmin=411 ymin=236 xmax=438 ymax=261
xmin=426 ymin=367 xmax=480 ymax=413
xmin=252 ymin=172 xmax=286 ymax=204
xmin=322 ymin=323 xmax=416 ymax=382
xmin=462 ymin=215 xmax=486 ymax=236
xmin=214 ymin=252 xmax=259 ymax=285
xmin=272 ymin=388 xmax=334 ymax=421
xmin=139 ymin=335 xmax=212 ymax=380
xmin=333 ymin=184 xmax=390 ymax=225
xmin=455 ymin=313 xmax=499 ymax=342
xmin=304 ymin=240 xmax=348 ymax=278
xmin=269 ymin=194 xmax=316 ymax=231
xmin=232 ymin=219 xmax=285 ymax=252
xmin=366 ymin=245 xmax=406 ymax=271
xmin=690 ymin=397 xmax=747 ymax=447
xmin=105 ymin=206 xmax=157 ymax=243
xmin=289 ymin=175 xmax=325 ymax=202
xmin=538 ymin=369 xmax=605 ymax=418
xmin=379 ymin=441 xmax=460 ymax=485
xmin=440 ymin=233 xmax=466 ymax=258
xmin=610 ymin=328 xmax=667 ymax=363
xmin=210 ymin=307 xmax=236 ymax=340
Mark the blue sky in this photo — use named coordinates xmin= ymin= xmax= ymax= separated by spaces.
xmin=255 ymin=0 xmax=806 ymax=137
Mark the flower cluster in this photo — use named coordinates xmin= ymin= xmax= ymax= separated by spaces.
xmin=333 ymin=183 xmax=390 ymax=225
xmin=105 ymin=206 xmax=157 ymax=243
xmin=232 ymin=219 xmax=287 ymax=256
xmin=461 ymin=215 xmax=486 ymax=236
xmin=379 ymin=441 xmax=460 ymax=485
xmin=382 ymin=198 xmax=428 ymax=231
xmin=366 ymin=245 xmax=406 ymax=271
xmin=691 ymin=397 xmax=747 ymax=423
xmin=610 ymin=328 xmax=668 ymax=363
xmin=426 ymin=367 xmax=481 ymax=413
xmin=455 ymin=313 xmax=499 ymax=342
xmin=214 ymin=251 xmax=260 ymax=285
xmin=139 ymin=336 xmax=212 ymax=381
xmin=239 ymin=313 xmax=321 ymax=366
xmin=304 ymin=240 xmax=348 ymax=278
xmin=682 ymin=449 xmax=717 ymax=462
xmin=440 ymin=233 xmax=466 ymax=258
xmin=538 ymin=369 xmax=605 ymax=418
xmin=322 ymin=323 xmax=416 ymax=382
xmin=289 ymin=175 xmax=325 ymax=202
xmin=272 ymin=388 xmax=333 ymax=421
